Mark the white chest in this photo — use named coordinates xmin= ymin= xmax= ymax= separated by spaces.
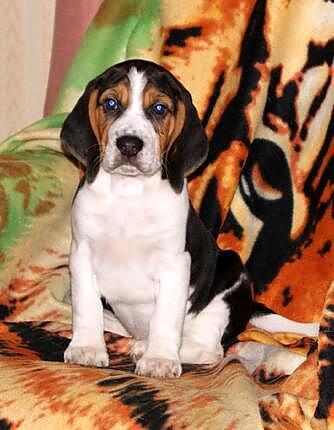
xmin=71 ymin=171 xmax=189 ymax=337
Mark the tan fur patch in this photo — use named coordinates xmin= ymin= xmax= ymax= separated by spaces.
xmin=88 ymin=90 xmax=103 ymax=148
xmin=88 ymin=80 xmax=130 ymax=154
xmin=142 ymin=85 xmax=186 ymax=156
xmin=168 ymin=102 xmax=186 ymax=149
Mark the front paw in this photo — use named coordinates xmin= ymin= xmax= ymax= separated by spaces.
xmin=64 ymin=343 xmax=109 ymax=367
xmin=135 ymin=356 xmax=182 ymax=378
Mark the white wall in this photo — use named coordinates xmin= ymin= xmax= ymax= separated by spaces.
xmin=0 ymin=0 xmax=55 ymax=142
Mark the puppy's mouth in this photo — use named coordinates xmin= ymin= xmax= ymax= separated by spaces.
xmin=102 ymin=134 xmax=161 ymax=177
xmin=102 ymin=154 xmax=161 ymax=177
xmin=109 ymin=159 xmax=161 ymax=176
xmin=112 ymin=158 xmax=147 ymax=176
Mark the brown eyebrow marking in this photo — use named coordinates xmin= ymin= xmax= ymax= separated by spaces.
xmin=99 ymin=79 xmax=130 ymax=108
xmin=142 ymin=84 xmax=174 ymax=111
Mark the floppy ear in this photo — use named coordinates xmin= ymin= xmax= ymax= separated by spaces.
xmin=60 ymin=82 xmax=101 ymax=183
xmin=163 ymin=88 xmax=208 ymax=193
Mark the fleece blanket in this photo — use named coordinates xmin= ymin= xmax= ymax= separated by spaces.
xmin=0 ymin=0 xmax=333 ymax=428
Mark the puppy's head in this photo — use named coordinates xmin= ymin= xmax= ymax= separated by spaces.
xmin=61 ymin=59 xmax=208 ymax=192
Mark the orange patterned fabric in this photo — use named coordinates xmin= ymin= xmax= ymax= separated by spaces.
xmin=0 ymin=321 xmax=319 ymax=429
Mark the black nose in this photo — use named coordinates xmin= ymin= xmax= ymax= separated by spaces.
xmin=116 ymin=135 xmax=144 ymax=157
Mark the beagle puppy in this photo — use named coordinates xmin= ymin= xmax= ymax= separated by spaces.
xmin=61 ymin=59 xmax=319 ymax=378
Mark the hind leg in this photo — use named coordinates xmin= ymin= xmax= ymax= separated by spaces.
xmin=180 ymin=294 xmax=229 ymax=364
xmin=180 ymin=268 xmax=253 ymax=364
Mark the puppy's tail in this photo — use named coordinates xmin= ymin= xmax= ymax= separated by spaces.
xmin=250 ymin=301 xmax=319 ymax=338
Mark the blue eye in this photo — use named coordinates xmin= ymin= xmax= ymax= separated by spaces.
xmin=153 ymin=103 xmax=167 ymax=115
xmin=104 ymin=97 xmax=119 ymax=111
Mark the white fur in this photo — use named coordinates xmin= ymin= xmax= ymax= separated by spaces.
xmin=250 ymin=314 xmax=319 ymax=337
xmin=180 ymin=293 xmax=228 ymax=364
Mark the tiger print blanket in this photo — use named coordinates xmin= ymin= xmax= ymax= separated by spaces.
xmin=0 ymin=1 xmax=333 ymax=428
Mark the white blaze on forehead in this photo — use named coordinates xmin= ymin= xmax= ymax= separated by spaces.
xmin=127 ymin=67 xmax=147 ymax=112
xmin=103 ymin=66 xmax=160 ymax=176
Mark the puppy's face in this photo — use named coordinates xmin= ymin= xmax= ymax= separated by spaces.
xmin=61 ymin=59 xmax=208 ymax=192
xmin=89 ymin=67 xmax=185 ymax=177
